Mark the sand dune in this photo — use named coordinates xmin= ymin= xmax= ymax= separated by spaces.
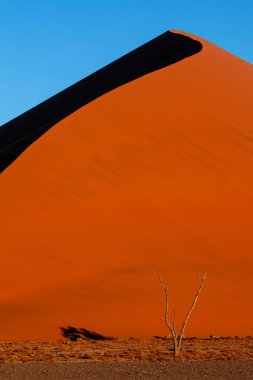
xmin=0 ymin=31 xmax=252 ymax=340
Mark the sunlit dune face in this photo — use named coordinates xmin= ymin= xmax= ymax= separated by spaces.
xmin=0 ymin=33 xmax=252 ymax=340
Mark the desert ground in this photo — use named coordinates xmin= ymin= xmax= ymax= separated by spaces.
xmin=0 ymin=361 xmax=252 ymax=380
xmin=1 ymin=336 xmax=252 ymax=363
xmin=0 ymin=336 xmax=252 ymax=379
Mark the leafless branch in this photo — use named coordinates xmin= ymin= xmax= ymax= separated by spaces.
xmin=157 ymin=269 xmax=178 ymax=354
xmin=173 ymin=309 xmax=177 ymax=336
xmin=177 ymin=273 xmax=207 ymax=352
xmin=157 ymin=270 xmax=207 ymax=357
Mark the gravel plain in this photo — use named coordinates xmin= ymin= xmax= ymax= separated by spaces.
xmin=0 ymin=360 xmax=253 ymax=380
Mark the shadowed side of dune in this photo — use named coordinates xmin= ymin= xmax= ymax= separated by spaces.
xmin=0 ymin=31 xmax=202 ymax=173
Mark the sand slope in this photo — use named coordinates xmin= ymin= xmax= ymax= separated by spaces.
xmin=0 ymin=31 xmax=253 ymax=340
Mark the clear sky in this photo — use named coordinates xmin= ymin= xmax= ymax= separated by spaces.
xmin=0 ymin=0 xmax=252 ymax=125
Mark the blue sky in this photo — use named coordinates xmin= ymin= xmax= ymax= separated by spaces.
xmin=0 ymin=1 xmax=252 ymax=125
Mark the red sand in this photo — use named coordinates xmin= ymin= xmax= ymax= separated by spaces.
xmin=0 ymin=32 xmax=253 ymax=340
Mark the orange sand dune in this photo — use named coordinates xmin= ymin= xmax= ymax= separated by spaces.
xmin=0 ymin=32 xmax=253 ymax=340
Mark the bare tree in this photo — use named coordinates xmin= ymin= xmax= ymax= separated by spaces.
xmin=157 ymin=270 xmax=207 ymax=357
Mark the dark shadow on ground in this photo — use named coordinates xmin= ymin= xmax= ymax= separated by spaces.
xmin=0 ymin=31 xmax=202 ymax=173
xmin=60 ymin=326 xmax=115 ymax=341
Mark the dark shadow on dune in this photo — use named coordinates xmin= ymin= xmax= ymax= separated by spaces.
xmin=0 ymin=31 xmax=202 ymax=173
xmin=60 ymin=326 xmax=115 ymax=341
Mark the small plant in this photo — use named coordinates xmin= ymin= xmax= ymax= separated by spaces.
xmin=157 ymin=270 xmax=207 ymax=357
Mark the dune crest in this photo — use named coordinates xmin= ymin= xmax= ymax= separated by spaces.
xmin=0 ymin=31 xmax=201 ymax=173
